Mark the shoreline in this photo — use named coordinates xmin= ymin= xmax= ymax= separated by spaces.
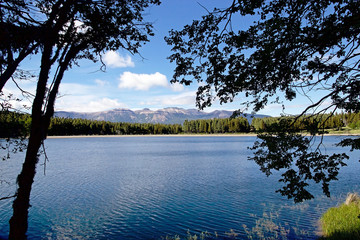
xmin=47 ymin=133 xmax=258 ymax=139
xmin=46 ymin=133 xmax=359 ymax=139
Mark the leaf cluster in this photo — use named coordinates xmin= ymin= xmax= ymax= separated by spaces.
xmin=1 ymin=0 xmax=161 ymax=92
xmin=166 ymin=0 xmax=360 ymax=203
xmin=166 ymin=0 xmax=360 ymax=113
xmin=249 ymin=122 xmax=348 ymax=203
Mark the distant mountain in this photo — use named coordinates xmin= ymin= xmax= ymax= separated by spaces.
xmin=54 ymin=107 xmax=270 ymax=124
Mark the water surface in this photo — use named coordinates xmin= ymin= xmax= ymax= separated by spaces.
xmin=0 ymin=136 xmax=359 ymax=239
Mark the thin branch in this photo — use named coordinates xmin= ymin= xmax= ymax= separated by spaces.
xmin=0 ymin=194 xmax=17 ymax=201
xmin=196 ymin=1 xmax=212 ymax=14
xmin=99 ymin=52 xmax=107 ymax=72
xmin=40 ymin=141 xmax=49 ymax=176
xmin=11 ymin=77 xmax=35 ymax=98
xmin=294 ymin=90 xmax=337 ymax=123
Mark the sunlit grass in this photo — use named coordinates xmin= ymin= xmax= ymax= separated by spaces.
xmin=320 ymin=193 xmax=360 ymax=240
xmin=325 ymin=127 xmax=360 ymax=135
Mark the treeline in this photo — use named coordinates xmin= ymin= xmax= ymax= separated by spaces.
xmin=183 ymin=117 xmax=250 ymax=133
xmin=251 ymin=112 xmax=360 ymax=132
xmin=48 ymin=117 xmax=183 ymax=135
xmin=1 ymin=111 xmax=360 ymax=138
xmin=0 ymin=111 xmax=31 ymax=138
xmin=0 ymin=112 xmax=183 ymax=137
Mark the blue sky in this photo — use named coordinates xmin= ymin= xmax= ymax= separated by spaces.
xmin=4 ymin=0 xmax=328 ymax=117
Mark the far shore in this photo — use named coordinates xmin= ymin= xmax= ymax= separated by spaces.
xmin=47 ymin=133 xmax=257 ymax=139
xmin=46 ymin=132 xmax=359 ymax=139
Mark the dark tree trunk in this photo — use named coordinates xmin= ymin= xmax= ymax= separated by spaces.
xmin=7 ymin=4 xmax=85 ymax=237
xmin=7 ymin=40 xmax=83 ymax=239
xmin=8 ymin=129 xmax=44 ymax=239
xmin=8 ymin=86 xmax=49 ymax=239
xmin=8 ymin=39 xmax=53 ymax=239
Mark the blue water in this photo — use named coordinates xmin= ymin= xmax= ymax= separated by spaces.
xmin=0 ymin=136 xmax=359 ymax=239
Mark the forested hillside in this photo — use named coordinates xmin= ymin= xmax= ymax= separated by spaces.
xmin=1 ymin=111 xmax=360 ymax=137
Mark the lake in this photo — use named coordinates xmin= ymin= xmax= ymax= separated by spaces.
xmin=0 ymin=136 xmax=359 ymax=239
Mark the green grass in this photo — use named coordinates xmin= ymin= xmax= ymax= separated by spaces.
xmin=325 ymin=127 xmax=360 ymax=135
xmin=320 ymin=194 xmax=360 ymax=240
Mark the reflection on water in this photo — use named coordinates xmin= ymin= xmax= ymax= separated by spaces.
xmin=0 ymin=136 xmax=359 ymax=239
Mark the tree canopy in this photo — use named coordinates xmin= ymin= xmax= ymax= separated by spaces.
xmin=166 ymin=0 xmax=360 ymax=202
xmin=0 ymin=0 xmax=41 ymax=91
xmin=1 ymin=0 xmax=161 ymax=238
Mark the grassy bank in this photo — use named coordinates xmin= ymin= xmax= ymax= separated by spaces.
xmin=320 ymin=193 xmax=360 ymax=240
xmin=325 ymin=127 xmax=360 ymax=135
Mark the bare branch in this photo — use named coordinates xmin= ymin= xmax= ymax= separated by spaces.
xmin=0 ymin=194 xmax=17 ymax=201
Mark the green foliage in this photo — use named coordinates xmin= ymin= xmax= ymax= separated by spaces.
xmin=2 ymin=111 xmax=360 ymax=138
xmin=0 ymin=114 xmax=250 ymax=137
xmin=183 ymin=117 xmax=250 ymax=134
xmin=47 ymin=117 xmax=183 ymax=136
xmin=250 ymin=113 xmax=354 ymax=133
xmin=320 ymin=194 xmax=360 ymax=240
xmin=0 ymin=111 xmax=29 ymax=138
xmin=251 ymin=113 xmax=360 ymax=133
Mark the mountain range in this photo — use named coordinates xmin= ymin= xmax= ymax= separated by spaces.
xmin=54 ymin=107 xmax=270 ymax=124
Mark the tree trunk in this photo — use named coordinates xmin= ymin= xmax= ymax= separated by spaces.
xmin=8 ymin=129 xmax=44 ymax=239
xmin=8 ymin=95 xmax=49 ymax=239
xmin=8 ymin=80 xmax=49 ymax=239
xmin=7 ymin=39 xmax=83 ymax=239
xmin=8 ymin=36 xmax=53 ymax=239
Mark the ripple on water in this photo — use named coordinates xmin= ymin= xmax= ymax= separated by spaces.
xmin=0 ymin=136 xmax=359 ymax=240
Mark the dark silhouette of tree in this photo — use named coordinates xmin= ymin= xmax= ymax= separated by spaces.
xmin=0 ymin=1 xmax=39 ymax=166
xmin=0 ymin=93 xmax=29 ymax=204
xmin=1 ymin=0 xmax=160 ymax=239
xmin=0 ymin=0 xmax=41 ymax=92
xmin=166 ymin=0 xmax=360 ymax=202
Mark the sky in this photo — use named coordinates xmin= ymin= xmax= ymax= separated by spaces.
xmin=3 ymin=0 xmax=329 ymax=117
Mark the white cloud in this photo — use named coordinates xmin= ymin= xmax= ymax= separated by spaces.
xmin=55 ymin=96 xmax=127 ymax=112
xmin=170 ymin=82 xmax=184 ymax=92
xmin=58 ymin=83 xmax=94 ymax=95
xmin=118 ymin=72 xmax=169 ymax=91
xmin=160 ymin=92 xmax=195 ymax=105
xmin=94 ymin=79 xmax=108 ymax=87
xmin=55 ymin=83 xmax=128 ymax=112
xmin=143 ymin=91 xmax=196 ymax=107
xmin=2 ymin=81 xmax=37 ymax=112
xmin=87 ymin=98 xmax=127 ymax=111
xmin=103 ymin=51 xmax=134 ymax=68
